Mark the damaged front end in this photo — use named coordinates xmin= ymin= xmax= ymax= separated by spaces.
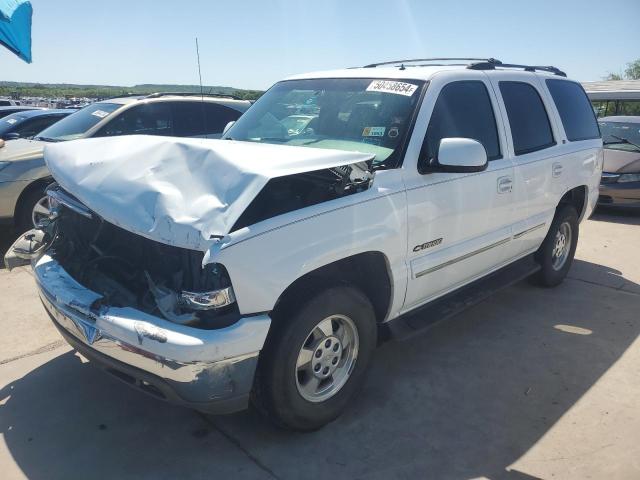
xmin=5 ymin=185 xmax=271 ymax=414
xmin=42 ymin=185 xmax=239 ymax=329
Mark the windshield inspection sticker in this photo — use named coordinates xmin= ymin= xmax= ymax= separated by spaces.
xmin=6 ymin=118 xmax=17 ymax=124
xmin=91 ymin=110 xmax=110 ymax=119
xmin=362 ymin=126 xmax=386 ymax=137
xmin=366 ymin=80 xmax=418 ymax=96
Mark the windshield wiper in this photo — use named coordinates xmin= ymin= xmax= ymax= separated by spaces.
xmin=605 ymin=134 xmax=640 ymax=150
xmin=33 ymin=136 xmax=62 ymax=143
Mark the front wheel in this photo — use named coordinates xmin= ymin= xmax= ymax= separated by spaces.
xmin=253 ymin=285 xmax=376 ymax=431
xmin=533 ymin=204 xmax=579 ymax=287
xmin=16 ymin=185 xmax=50 ymax=233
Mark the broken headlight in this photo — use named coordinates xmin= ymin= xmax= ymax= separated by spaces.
xmin=179 ymin=262 xmax=236 ymax=311
xmin=180 ymin=286 xmax=236 ymax=310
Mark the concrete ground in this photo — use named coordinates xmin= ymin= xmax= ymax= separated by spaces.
xmin=1 ymin=210 xmax=639 ymax=480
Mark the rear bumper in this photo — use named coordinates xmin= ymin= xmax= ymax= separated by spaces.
xmin=598 ymin=180 xmax=640 ymax=209
xmin=34 ymin=254 xmax=271 ymax=414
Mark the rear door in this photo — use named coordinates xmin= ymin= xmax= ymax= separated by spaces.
xmin=402 ymin=71 xmax=514 ymax=312
xmin=486 ymin=73 xmax=564 ymax=257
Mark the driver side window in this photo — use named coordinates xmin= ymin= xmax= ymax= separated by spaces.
xmin=95 ymin=103 xmax=173 ymax=137
xmin=420 ymin=81 xmax=501 ymax=170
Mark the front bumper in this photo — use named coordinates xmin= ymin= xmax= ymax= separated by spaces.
xmin=34 ymin=254 xmax=271 ymax=414
xmin=598 ymin=180 xmax=640 ymax=209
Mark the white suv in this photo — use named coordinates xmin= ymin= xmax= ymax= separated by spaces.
xmin=6 ymin=58 xmax=603 ymax=431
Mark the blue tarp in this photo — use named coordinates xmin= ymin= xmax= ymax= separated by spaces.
xmin=0 ymin=0 xmax=32 ymax=63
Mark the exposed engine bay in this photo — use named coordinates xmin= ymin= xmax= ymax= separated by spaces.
xmin=43 ymin=187 xmax=240 ymax=329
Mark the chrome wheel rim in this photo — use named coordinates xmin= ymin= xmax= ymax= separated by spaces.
xmin=31 ymin=196 xmax=50 ymax=227
xmin=551 ymin=222 xmax=572 ymax=271
xmin=295 ymin=314 xmax=359 ymax=403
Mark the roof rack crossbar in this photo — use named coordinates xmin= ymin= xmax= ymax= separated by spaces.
xmin=362 ymin=57 xmax=498 ymax=68
xmin=468 ymin=59 xmax=567 ymax=77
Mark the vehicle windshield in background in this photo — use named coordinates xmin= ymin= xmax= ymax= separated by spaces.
xmin=0 ymin=113 xmax=27 ymax=135
xmin=599 ymin=120 xmax=640 ymax=152
xmin=226 ymin=78 xmax=424 ymax=167
xmin=35 ymin=103 xmax=120 ymax=142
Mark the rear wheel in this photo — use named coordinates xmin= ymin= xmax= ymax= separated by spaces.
xmin=533 ymin=204 xmax=579 ymax=287
xmin=253 ymin=285 xmax=376 ymax=431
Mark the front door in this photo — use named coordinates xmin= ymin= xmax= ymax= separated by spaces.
xmin=402 ymin=73 xmax=514 ymax=313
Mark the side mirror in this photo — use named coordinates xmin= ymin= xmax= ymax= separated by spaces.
xmin=3 ymin=132 xmax=20 ymax=140
xmin=425 ymin=138 xmax=488 ymax=173
xmin=223 ymin=121 xmax=235 ymax=136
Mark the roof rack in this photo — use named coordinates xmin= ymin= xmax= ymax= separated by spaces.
xmin=144 ymin=92 xmax=243 ymax=100
xmin=468 ymin=58 xmax=566 ymax=77
xmin=363 ymin=57 xmax=493 ymax=69
xmin=360 ymin=57 xmax=567 ymax=77
xmin=103 ymin=93 xmax=147 ymax=100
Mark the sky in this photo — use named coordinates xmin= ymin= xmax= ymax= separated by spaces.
xmin=1 ymin=0 xmax=639 ymax=90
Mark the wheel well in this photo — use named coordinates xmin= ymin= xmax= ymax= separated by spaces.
xmin=13 ymin=177 xmax=52 ymax=223
xmin=559 ymin=186 xmax=587 ymax=220
xmin=272 ymin=251 xmax=392 ymax=324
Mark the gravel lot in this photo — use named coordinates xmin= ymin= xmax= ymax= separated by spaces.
xmin=1 ymin=210 xmax=639 ymax=480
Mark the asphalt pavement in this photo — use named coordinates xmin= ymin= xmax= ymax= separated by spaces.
xmin=1 ymin=210 xmax=639 ymax=480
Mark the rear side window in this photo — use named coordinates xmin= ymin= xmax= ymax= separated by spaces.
xmin=546 ymin=80 xmax=599 ymax=141
xmin=499 ymin=81 xmax=555 ymax=155
xmin=423 ymin=81 xmax=501 ymax=163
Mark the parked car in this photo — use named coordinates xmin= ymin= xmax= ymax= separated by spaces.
xmin=583 ymin=80 xmax=640 ymax=117
xmin=0 ymin=109 xmax=75 ymax=141
xmin=0 ymin=98 xmax=22 ymax=106
xmin=0 ymin=93 xmax=251 ymax=230
xmin=0 ymin=105 xmax=44 ymax=119
xmin=598 ymin=116 xmax=640 ymax=209
xmin=5 ymin=58 xmax=602 ymax=431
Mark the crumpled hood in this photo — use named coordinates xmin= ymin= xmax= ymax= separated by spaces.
xmin=0 ymin=138 xmax=45 ymax=162
xmin=44 ymin=135 xmax=374 ymax=250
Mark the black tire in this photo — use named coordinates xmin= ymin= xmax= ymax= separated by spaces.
xmin=533 ymin=204 xmax=579 ymax=287
xmin=253 ymin=285 xmax=377 ymax=431
xmin=15 ymin=185 xmax=49 ymax=233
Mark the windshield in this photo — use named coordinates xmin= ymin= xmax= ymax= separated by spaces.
xmin=35 ymin=103 xmax=120 ymax=141
xmin=599 ymin=120 xmax=640 ymax=152
xmin=0 ymin=113 xmax=27 ymax=135
xmin=225 ymin=78 xmax=424 ymax=167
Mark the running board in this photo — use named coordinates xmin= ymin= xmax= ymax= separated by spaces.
xmin=386 ymin=255 xmax=540 ymax=341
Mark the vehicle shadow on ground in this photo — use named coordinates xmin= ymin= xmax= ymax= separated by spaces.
xmin=591 ymin=207 xmax=640 ymax=226
xmin=2 ymin=259 xmax=639 ymax=480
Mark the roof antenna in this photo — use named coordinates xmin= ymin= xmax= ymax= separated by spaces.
xmin=195 ymin=37 xmax=207 ymax=135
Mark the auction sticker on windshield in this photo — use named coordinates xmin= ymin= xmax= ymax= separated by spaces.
xmin=91 ymin=110 xmax=110 ymax=118
xmin=366 ymin=80 xmax=418 ymax=96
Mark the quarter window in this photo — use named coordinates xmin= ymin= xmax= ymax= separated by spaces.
xmin=546 ymin=80 xmax=599 ymax=141
xmin=423 ymin=81 xmax=501 ymax=165
xmin=499 ymin=81 xmax=555 ymax=155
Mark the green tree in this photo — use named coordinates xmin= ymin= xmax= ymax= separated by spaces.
xmin=624 ymin=59 xmax=640 ymax=80
xmin=604 ymin=72 xmax=623 ymax=81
